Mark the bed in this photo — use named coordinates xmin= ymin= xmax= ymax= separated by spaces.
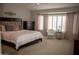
xmin=0 ymin=31 xmax=1 ymax=46
xmin=0 ymin=31 xmax=1 ymax=40
xmin=2 ymin=30 xmax=43 ymax=50
xmin=0 ymin=17 xmax=43 ymax=51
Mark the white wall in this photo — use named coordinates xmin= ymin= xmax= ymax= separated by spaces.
xmin=0 ymin=4 xmax=31 ymax=21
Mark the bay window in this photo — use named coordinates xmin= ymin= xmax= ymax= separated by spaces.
xmin=37 ymin=14 xmax=66 ymax=33
xmin=48 ymin=15 xmax=66 ymax=32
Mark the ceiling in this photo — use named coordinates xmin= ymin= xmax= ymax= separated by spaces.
xmin=2 ymin=3 xmax=79 ymax=11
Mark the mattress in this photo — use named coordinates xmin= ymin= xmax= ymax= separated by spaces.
xmin=2 ymin=30 xmax=43 ymax=50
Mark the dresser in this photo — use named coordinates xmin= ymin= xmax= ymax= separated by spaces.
xmin=23 ymin=21 xmax=35 ymax=30
xmin=74 ymin=40 xmax=79 ymax=55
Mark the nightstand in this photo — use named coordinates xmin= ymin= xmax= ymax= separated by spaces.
xmin=56 ymin=32 xmax=62 ymax=40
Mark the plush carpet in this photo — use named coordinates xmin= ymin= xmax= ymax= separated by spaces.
xmin=1 ymin=37 xmax=74 ymax=55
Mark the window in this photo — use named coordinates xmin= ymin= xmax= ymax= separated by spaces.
xmin=62 ymin=16 xmax=66 ymax=32
xmin=38 ymin=15 xmax=44 ymax=30
xmin=48 ymin=15 xmax=52 ymax=29
xmin=52 ymin=16 xmax=57 ymax=31
xmin=48 ymin=15 xmax=66 ymax=32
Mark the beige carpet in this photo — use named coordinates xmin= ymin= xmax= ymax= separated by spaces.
xmin=2 ymin=37 xmax=74 ymax=55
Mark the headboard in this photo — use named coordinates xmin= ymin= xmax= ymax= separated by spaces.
xmin=0 ymin=17 xmax=22 ymax=31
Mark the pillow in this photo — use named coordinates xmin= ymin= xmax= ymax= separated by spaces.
xmin=12 ymin=25 xmax=20 ymax=31
xmin=5 ymin=25 xmax=13 ymax=31
xmin=0 ymin=25 xmax=5 ymax=31
xmin=0 ymin=26 xmax=2 ymax=31
xmin=5 ymin=25 xmax=20 ymax=31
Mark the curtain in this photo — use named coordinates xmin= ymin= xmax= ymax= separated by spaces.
xmin=44 ymin=15 xmax=48 ymax=36
xmin=65 ymin=13 xmax=74 ymax=39
xmin=44 ymin=15 xmax=48 ymax=32
xmin=75 ymin=13 xmax=79 ymax=39
xmin=35 ymin=14 xmax=48 ymax=36
xmin=35 ymin=14 xmax=39 ymax=31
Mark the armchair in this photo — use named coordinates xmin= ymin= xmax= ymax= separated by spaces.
xmin=47 ymin=29 xmax=55 ymax=39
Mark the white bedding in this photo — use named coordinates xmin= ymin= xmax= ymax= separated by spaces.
xmin=2 ymin=30 xmax=43 ymax=50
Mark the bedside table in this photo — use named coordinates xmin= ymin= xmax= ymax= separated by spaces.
xmin=56 ymin=32 xmax=62 ymax=40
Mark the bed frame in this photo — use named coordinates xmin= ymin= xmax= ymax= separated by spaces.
xmin=0 ymin=17 xmax=42 ymax=51
xmin=1 ymin=38 xmax=42 ymax=51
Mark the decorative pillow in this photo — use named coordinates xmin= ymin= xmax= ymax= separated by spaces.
xmin=5 ymin=25 xmax=13 ymax=31
xmin=0 ymin=25 xmax=5 ymax=31
xmin=5 ymin=25 xmax=20 ymax=31
xmin=0 ymin=26 xmax=2 ymax=31
xmin=12 ymin=25 xmax=20 ymax=31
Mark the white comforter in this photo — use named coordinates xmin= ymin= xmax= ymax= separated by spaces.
xmin=2 ymin=30 xmax=43 ymax=50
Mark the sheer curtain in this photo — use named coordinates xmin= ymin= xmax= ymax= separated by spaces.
xmin=48 ymin=15 xmax=66 ymax=32
xmin=35 ymin=14 xmax=48 ymax=35
xmin=35 ymin=14 xmax=39 ymax=31
xmin=35 ymin=14 xmax=44 ymax=33
xmin=44 ymin=15 xmax=48 ymax=35
xmin=48 ymin=15 xmax=52 ymax=30
xmin=75 ymin=13 xmax=79 ymax=39
xmin=65 ymin=13 xmax=74 ymax=39
xmin=38 ymin=15 xmax=44 ymax=30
